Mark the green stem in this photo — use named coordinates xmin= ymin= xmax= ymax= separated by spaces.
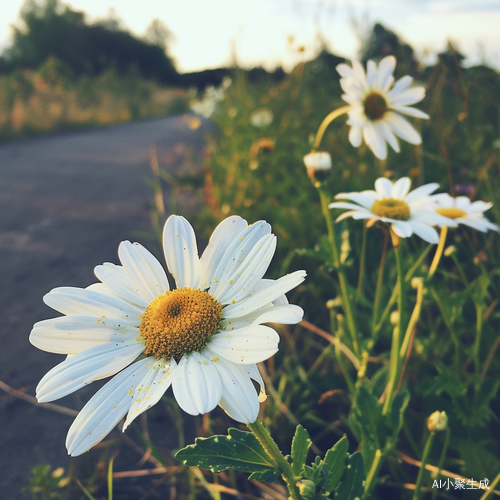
xmin=383 ymin=238 xmax=405 ymax=415
xmin=364 ymin=449 xmax=383 ymax=495
xmin=428 ymin=226 xmax=448 ymax=278
xmin=479 ymin=469 xmax=500 ymax=500
xmin=313 ymin=105 xmax=351 ymax=149
xmin=399 ymin=279 xmax=424 ymax=363
xmin=412 ymin=431 xmax=435 ymax=500
xmin=431 ymin=286 xmax=461 ymax=378
xmin=372 ymin=230 xmax=389 ymax=333
xmin=356 ymin=224 xmax=368 ymax=304
xmin=319 ymin=188 xmax=360 ymax=356
xmin=431 ymin=428 xmax=450 ymax=500
xmin=474 ymin=303 xmax=484 ymax=384
xmin=247 ymin=420 xmax=303 ymax=500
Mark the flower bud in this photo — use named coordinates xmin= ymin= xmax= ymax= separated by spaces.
xmin=296 ymin=479 xmax=316 ymax=499
xmin=427 ymin=411 xmax=448 ymax=432
xmin=303 ymin=151 xmax=332 ymax=181
xmin=390 ymin=310 xmax=400 ymax=325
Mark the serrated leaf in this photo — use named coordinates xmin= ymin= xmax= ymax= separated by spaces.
xmin=176 ymin=428 xmax=279 ymax=479
xmin=322 ymin=436 xmax=349 ymax=494
xmin=291 ymin=425 xmax=312 ymax=476
xmin=333 ymin=452 xmax=365 ymax=500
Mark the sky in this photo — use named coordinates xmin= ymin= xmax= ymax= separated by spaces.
xmin=1 ymin=0 xmax=500 ymax=73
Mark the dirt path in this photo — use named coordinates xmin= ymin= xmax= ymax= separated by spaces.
xmin=0 ymin=115 xmax=211 ymax=498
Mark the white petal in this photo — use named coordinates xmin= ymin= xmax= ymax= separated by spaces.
xmin=391 ymin=75 xmax=413 ymax=93
xmin=163 ymin=215 xmax=201 ymax=289
xmin=208 ymin=353 xmax=260 ymax=424
xmin=123 ymin=358 xmax=176 ymax=430
xmin=43 ymin=287 xmax=141 ymax=321
xmin=409 ymin=221 xmax=439 ymax=243
xmin=208 ymin=324 xmax=279 ymax=364
xmin=392 ymin=178 xmax=412 ymax=200
xmin=171 ymin=351 xmax=222 ymax=415
xmin=336 ymin=63 xmax=354 ymax=78
xmin=390 ymin=105 xmax=429 ymax=119
xmin=199 ymin=216 xmax=248 ymax=290
xmin=366 ymin=60 xmax=377 ymax=87
xmin=215 ymin=234 xmax=277 ymax=305
xmin=374 ymin=177 xmax=393 ymax=198
xmin=344 ymin=211 xmax=376 ymax=221
xmin=432 ymin=193 xmax=454 ymax=208
xmin=30 ymin=315 xmax=138 ymax=354
xmin=388 ymin=86 xmax=425 ymax=106
xmin=405 ymin=183 xmax=440 ymax=205
xmin=209 ymin=222 xmax=272 ymax=298
xmin=246 ymin=304 xmax=304 ymax=325
xmin=94 ymin=263 xmax=149 ymax=308
xmin=385 ymin=112 xmax=422 ymax=145
xmin=348 ymin=125 xmax=363 ymax=147
xmin=118 ymin=241 xmax=170 ymax=301
xmin=223 ymin=270 xmax=306 ymax=319
xmin=391 ymin=221 xmax=413 ymax=238
xmin=66 ymin=358 xmax=151 ymax=456
xmin=379 ymin=120 xmax=400 ymax=153
xmin=375 ymin=56 xmax=396 ymax=92
xmin=333 ymin=191 xmax=377 ymax=209
xmin=363 ymin=121 xmax=387 ymax=160
xmin=36 ymin=342 xmax=144 ymax=403
xmin=413 ymin=212 xmax=457 ymax=227
xmin=329 ymin=201 xmax=367 ymax=212
xmin=467 ymin=200 xmax=493 ymax=214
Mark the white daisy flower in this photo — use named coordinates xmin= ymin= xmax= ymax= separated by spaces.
xmin=328 ymin=177 xmax=457 ymax=244
xmin=30 ymin=215 xmax=305 ymax=456
xmin=250 ymin=108 xmax=274 ymax=127
xmin=336 ymin=55 xmax=429 ymax=160
xmin=432 ymin=193 xmax=499 ymax=232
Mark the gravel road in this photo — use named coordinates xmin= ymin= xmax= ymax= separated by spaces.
xmin=0 ymin=115 xmax=211 ymax=498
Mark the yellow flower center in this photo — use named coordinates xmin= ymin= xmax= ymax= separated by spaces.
xmin=139 ymin=288 xmax=222 ymax=361
xmin=363 ymin=92 xmax=388 ymax=120
xmin=371 ymin=198 xmax=411 ymax=221
xmin=435 ymin=208 xmax=467 ymax=219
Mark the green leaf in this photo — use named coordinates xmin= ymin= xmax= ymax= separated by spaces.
xmin=322 ymin=436 xmax=349 ymax=494
xmin=291 ymin=425 xmax=312 ymax=476
xmin=248 ymin=469 xmax=281 ymax=482
xmin=176 ymin=428 xmax=279 ymax=480
xmin=333 ymin=452 xmax=365 ymax=500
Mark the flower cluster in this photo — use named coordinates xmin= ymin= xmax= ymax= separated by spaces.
xmin=329 ymin=177 xmax=498 ymax=244
xmin=191 ymin=77 xmax=232 ymax=118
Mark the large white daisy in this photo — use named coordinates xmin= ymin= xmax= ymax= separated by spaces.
xmin=328 ymin=177 xmax=457 ymax=244
xmin=30 ymin=215 xmax=305 ymax=456
xmin=432 ymin=193 xmax=499 ymax=233
xmin=336 ymin=55 xmax=429 ymax=160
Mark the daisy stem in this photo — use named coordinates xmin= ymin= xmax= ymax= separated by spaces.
xmin=356 ymin=224 xmax=368 ymax=304
xmin=412 ymin=431 xmax=435 ymax=500
xmin=319 ymin=188 xmax=360 ymax=357
xmin=428 ymin=226 xmax=448 ymax=277
xmin=247 ymin=420 xmax=303 ymax=500
xmin=313 ymin=105 xmax=351 ymax=150
xmin=382 ymin=234 xmax=405 ymax=415
xmin=372 ymin=229 xmax=389 ymax=332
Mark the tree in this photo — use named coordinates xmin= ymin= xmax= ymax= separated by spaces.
xmin=0 ymin=0 xmax=178 ymax=84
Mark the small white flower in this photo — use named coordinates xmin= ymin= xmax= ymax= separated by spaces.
xmin=30 ymin=215 xmax=305 ymax=456
xmin=250 ymin=108 xmax=273 ymax=127
xmin=329 ymin=177 xmax=457 ymax=244
xmin=191 ymin=98 xmax=216 ymax=118
xmin=303 ymin=151 xmax=332 ymax=171
xmin=432 ymin=193 xmax=499 ymax=233
xmin=337 ymin=55 xmax=429 ymax=160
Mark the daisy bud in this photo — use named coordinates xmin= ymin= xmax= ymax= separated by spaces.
xmin=427 ymin=411 xmax=448 ymax=432
xmin=390 ymin=310 xmax=400 ymax=325
xmin=303 ymin=151 xmax=332 ymax=181
xmin=296 ymin=480 xmax=316 ymax=499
